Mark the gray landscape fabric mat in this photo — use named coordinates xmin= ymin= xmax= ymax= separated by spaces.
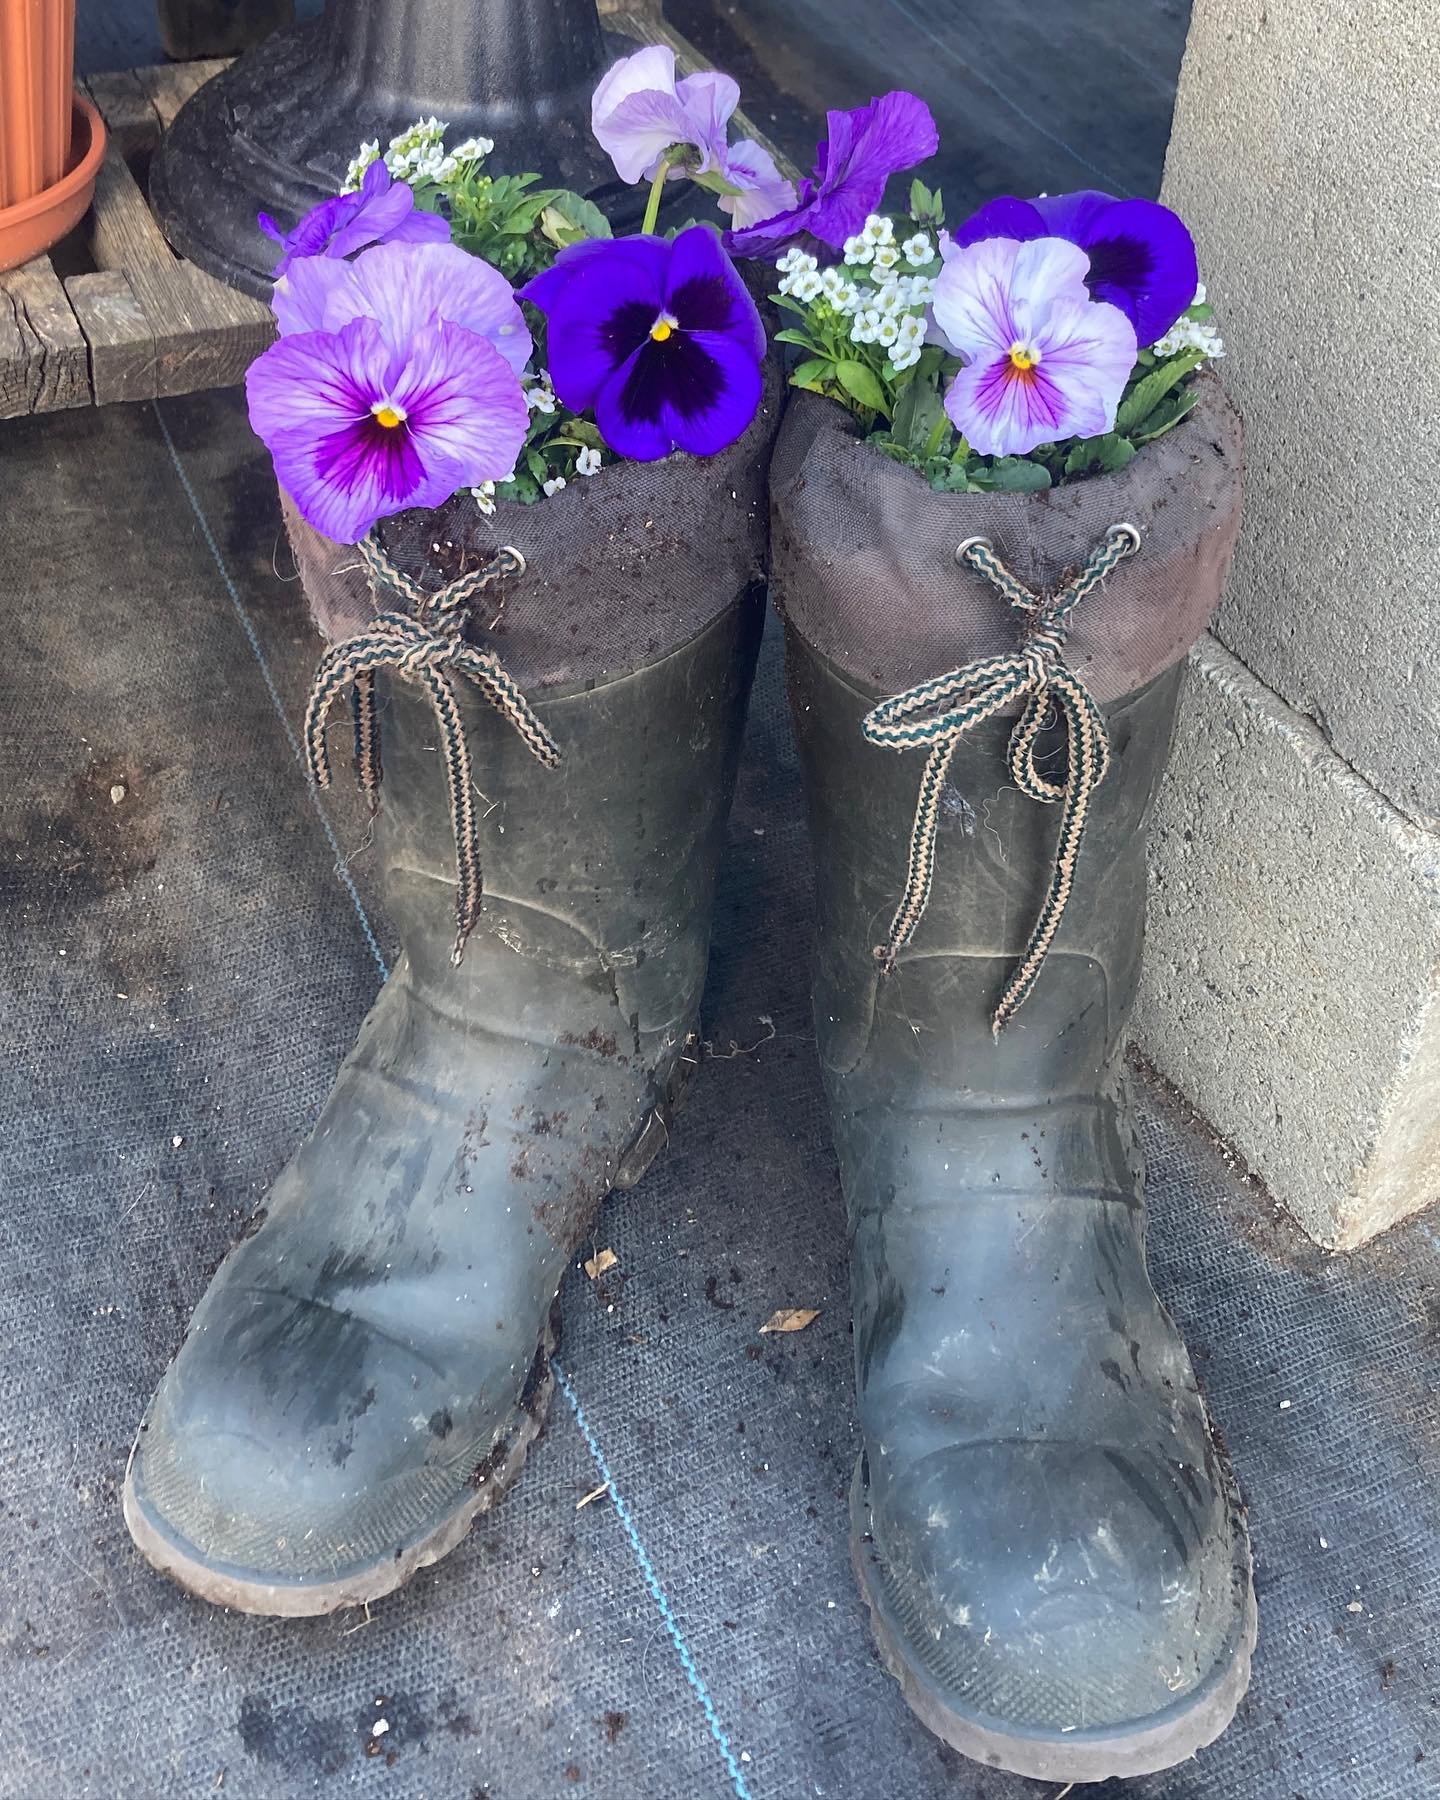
xmin=3 ymin=392 xmax=1439 ymax=1800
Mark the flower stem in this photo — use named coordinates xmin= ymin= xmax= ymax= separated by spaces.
xmin=641 ymin=156 xmax=673 ymax=237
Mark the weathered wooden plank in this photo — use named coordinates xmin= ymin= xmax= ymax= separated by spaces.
xmin=607 ymin=8 xmax=796 ymax=178
xmin=65 ymin=268 xmax=157 ymax=404
xmin=84 ymin=69 xmax=163 ymax=160
xmin=156 ymin=262 xmax=274 ymax=398
xmin=84 ymin=137 xmax=273 ymax=399
xmin=0 ymin=258 xmax=92 ymax=420
xmin=134 ymin=59 xmax=232 ymax=130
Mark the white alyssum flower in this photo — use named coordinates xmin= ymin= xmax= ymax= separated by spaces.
xmin=849 ymin=307 xmax=883 ymax=345
xmin=525 ymin=382 xmax=557 ymax=415
xmin=776 ymin=251 xmax=821 ymax=297
xmin=899 ymin=273 xmax=936 ymax=307
xmin=889 ymin=313 xmax=928 ymax=370
xmin=819 ymin=272 xmax=860 ymax=314
xmin=872 ymin=315 xmax=900 ymax=348
xmin=1151 ymin=314 xmax=1225 ymax=360
xmin=902 ymin=232 xmax=933 ymax=267
xmin=472 ymin=482 xmax=497 ymax=516
xmin=861 ymin=213 xmax=895 ymax=247
xmin=451 ymin=135 xmax=495 ymax=161
xmin=542 ymin=475 xmax=567 ymax=498
xmin=842 ymin=234 xmax=874 ymax=266
xmin=872 ymin=243 xmax=901 ymax=272
xmin=872 ymin=281 xmax=908 ymax=318
xmin=575 ymin=447 xmax=602 ymax=477
xmin=342 ymin=139 xmax=381 ymax=194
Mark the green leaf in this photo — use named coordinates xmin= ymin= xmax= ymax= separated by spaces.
xmin=774 ymin=327 xmax=825 ymax=351
xmin=1096 ymin=433 xmax=1138 ymax=472
xmin=835 ymin=359 xmax=889 ymax=414
xmin=908 ymin=177 xmax=944 ymax=228
xmin=539 ymin=190 xmax=611 ymax=247
xmin=1130 ymin=386 xmax=1199 ymax=444
xmin=790 ymin=357 xmax=835 ymax=390
xmin=891 ymin=370 xmax=947 ymax=457
xmin=1116 ymin=349 xmax=1202 ymax=434
xmin=971 ymin=457 xmax=1052 ymax=493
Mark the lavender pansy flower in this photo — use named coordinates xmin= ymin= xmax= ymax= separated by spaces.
xmin=258 ymin=158 xmax=449 ymax=279
xmin=246 ymin=316 xmax=528 ymax=545
xmin=724 ymin=91 xmax=937 ymax=259
xmin=932 ymin=236 xmax=1137 ymax=458
xmin=591 ymin=45 xmax=739 ymax=185
xmin=272 ymin=241 xmax=532 ymax=377
xmin=951 ymin=189 xmax=1197 ymax=348
xmin=718 ymin=138 xmax=798 ymax=231
xmin=520 ymin=226 xmax=764 ymax=462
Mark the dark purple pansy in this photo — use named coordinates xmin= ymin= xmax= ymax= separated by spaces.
xmin=520 ymin=226 xmax=765 ymax=462
xmin=724 ymin=91 xmax=938 ymax=260
xmin=258 ymin=158 xmax=449 ymax=279
xmin=950 ymin=189 xmax=1198 ymax=348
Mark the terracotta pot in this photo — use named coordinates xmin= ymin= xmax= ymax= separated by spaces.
xmin=0 ymin=90 xmax=105 ymax=273
xmin=0 ymin=0 xmax=76 ymax=209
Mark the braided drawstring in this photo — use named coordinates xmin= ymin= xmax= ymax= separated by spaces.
xmin=304 ymin=533 xmax=561 ymax=964
xmin=861 ymin=522 xmax=1141 ymax=1035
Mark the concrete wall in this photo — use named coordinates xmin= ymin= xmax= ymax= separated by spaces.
xmin=1137 ymin=0 xmax=1440 ymax=1247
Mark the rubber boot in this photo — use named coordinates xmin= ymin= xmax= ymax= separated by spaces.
xmin=123 ymin=391 xmax=775 ymax=1614
xmin=773 ymin=377 xmax=1256 ymax=1782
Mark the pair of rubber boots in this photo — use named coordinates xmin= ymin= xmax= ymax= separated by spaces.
xmin=124 ymin=379 xmax=1255 ymax=1784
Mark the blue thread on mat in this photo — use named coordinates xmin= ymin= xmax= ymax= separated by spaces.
xmin=154 ymin=401 xmax=390 ymax=982
xmin=159 ymin=397 xmax=751 ymax=1795
xmin=553 ymin=1361 xmax=755 ymax=1800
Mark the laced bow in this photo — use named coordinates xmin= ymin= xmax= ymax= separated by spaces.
xmin=304 ymin=533 xmax=561 ymax=964
xmin=861 ymin=522 xmax=1140 ymax=1035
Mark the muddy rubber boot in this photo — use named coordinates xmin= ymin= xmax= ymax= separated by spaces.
xmin=123 ymin=390 xmax=775 ymax=1616
xmin=773 ymin=376 xmax=1256 ymax=1783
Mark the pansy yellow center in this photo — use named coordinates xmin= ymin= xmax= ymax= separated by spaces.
xmin=371 ymin=400 xmax=407 ymax=429
xmin=649 ymin=310 xmax=679 ymax=343
xmin=1007 ymin=341 xmax=1041 ymax=379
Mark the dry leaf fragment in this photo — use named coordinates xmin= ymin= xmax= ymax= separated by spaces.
xmin=584 ymin=1248 xmax=618 ymax=1280
xmin=760 ymin=1308 xmax=820 ymax=1334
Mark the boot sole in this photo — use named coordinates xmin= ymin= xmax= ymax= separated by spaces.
xmin=122 ymin=1310 xmax=558 ymax=1618
xmin=122 ymin=1048 xmax=696 ymax=1617
xmin=849 ymin=1449 xmax=1257 ymax=1784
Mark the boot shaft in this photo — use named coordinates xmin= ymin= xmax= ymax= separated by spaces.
xmin=374 ymin=591 xmax=763 ymax=1037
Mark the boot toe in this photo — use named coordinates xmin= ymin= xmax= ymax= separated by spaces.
xmin=859 ymin=1435 xmax=1250 ymax=1739
xmin=125 ymin=1284 xmax=546 ymax=1611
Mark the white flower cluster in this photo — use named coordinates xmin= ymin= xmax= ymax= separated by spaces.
xmin=524 ymin=371 xmax=557 ymax=415
xmin=344 ymin=120 xmax=495 ymax=193
xmin=776 ymin=217 xmax=939 ymax=371
xmin=1151 ymin=283 xmax=1225 ymax=361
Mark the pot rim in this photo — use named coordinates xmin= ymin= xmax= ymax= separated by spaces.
xmin=0 ymin=93 xmax=108 ymax=233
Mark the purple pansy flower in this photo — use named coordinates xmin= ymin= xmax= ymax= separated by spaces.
xmin=246 ymin=301 xmax=528 ymax=544
xmin=932 ymin=236 xmax=1137 ymax=458
xmin=718 ymin=138 xmax=798 ymax=231
xmin=258 ymin=158 xmax=449 ymax=279
xmin=591 ymin=45 xmax=739 ymax=185
xmin=951 ymin=189 xmax=1197 ymax=348
xmin=724 ymin=91 xmax=937 ymax=259
xmin=272 ymin=240 xmax=532 ymax=377
xmin=520 ymin=226 xmax=764 ymax=462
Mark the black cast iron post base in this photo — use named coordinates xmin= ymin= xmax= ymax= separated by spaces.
xmin=151 ymin=0 xmax=639 ymax=297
